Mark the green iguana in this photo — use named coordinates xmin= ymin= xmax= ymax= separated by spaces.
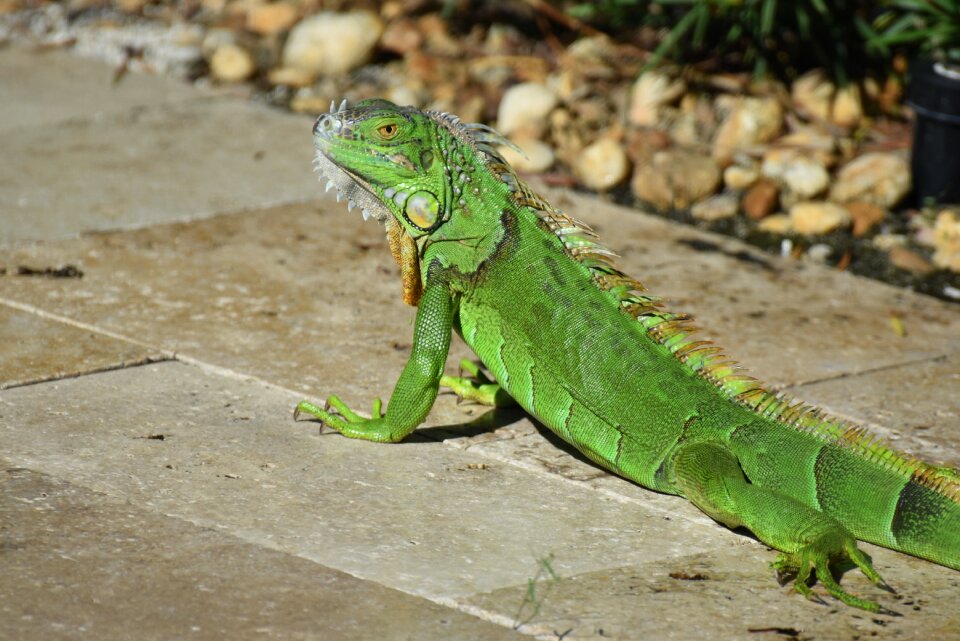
xmin=295 ymin=98 xmax=960 ymax=612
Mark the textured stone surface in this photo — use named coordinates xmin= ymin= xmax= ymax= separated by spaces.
xmin=0 ymin=98 xmax=316 ymax=245
xmin=0 ymin=303 xmax=162 ymax=389
xmin=0 ymin=362 xmax=722 ymax=601
xmin=0 ymin=192 xmax=957 ymax=400
xmin=787 ymin=354 xmax=960 ymax=470
xmin=0 ymin=48 xmax=199 ymax=133
xmin=463 ymin=545 xmax=960 ymax=640
xmin=0 ymin=466 xmax=526 ymax=641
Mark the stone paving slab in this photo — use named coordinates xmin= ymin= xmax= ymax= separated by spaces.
xmin=787 ymin=353 xmax=960 ymax=470
xmin=463 ymin=544 xmax=960 ymax=641
xmin=1 ymin=196 xmax=956 ymax=536
xmin=0 ymin=48 xmax=200 ymax=133
xmin=0 ymin=90 xmax=316 ymax=245
xmin=0 ymin=303 xmax=163 ymax=389
xmin=0 ymin=466 xmax=527 ymax=641
xmin=0 ymin=361 xmax=726 ymax=603
xmin=1 ymin=196 xmax=957 ymax=400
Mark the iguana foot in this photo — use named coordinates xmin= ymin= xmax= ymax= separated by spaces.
xmin=294 ymin=396 xmax=404 ymax=442
xmin=772 ymin=535 xmax=897 ymax=614
xmin=440 ymin=359 xmax=516 ymax=407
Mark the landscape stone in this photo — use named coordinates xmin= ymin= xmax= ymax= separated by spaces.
xmin=829 ymin=152 xmax=911 ymax=208
xmin=690 ymin=194 xmax=739 ymax=221
xmin=933 ymin=209 xmax=960 ymax=272
xmin=742 ymin=178 xmax=779 ymax=220
xmin=844 ymin=201 xmax=886 ymax=237
xmin=496 ymin=82 xmax=558 ymax=138
xmin=499 ymin=137 xmax=555 ymax=174
xmin=889 ymin=246 xmax=935 ymax=275
xmin=831 ymin=83 xmax=864 ymax=127
xmin=780 ymin=155 xmax=830 ymax=203
xmin=722 ymin=163 xmax=759 ymax=190
xmin=245 ymin=1 xmax=299 ymax=36
xmin=282 ymin=11 xmax=383 ymax=76
xmin=712 ymin=96 xmax=783 ymax=160
xmin=210 ymin=42 xmax=256 ymax=82
xmin=792 ymin=69 xmax=834 ymax=121
xmin=789 ymin=201 xmax=852 ymax=235
xmin=628 ymin=71 xmax=685 ymax=126
xmin=757 ymin=212 xmax=792 ymax=234
xmin=631 ymin=149 xmax=721 ymax=210
xmin=575 ymin=137 xmax=630 ymax=191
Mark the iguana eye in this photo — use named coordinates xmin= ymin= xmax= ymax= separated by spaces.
xmin=403 ymin=191 xmax=441 ymax=231
xmin=377 ymin=123 xmax=399 ymax=139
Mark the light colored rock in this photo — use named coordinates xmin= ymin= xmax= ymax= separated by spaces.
xmin=631 ymin=150 xmax=721 ymax=210
xmin=760 ymin=146 xmax=829 ymax=199
xmin=831 ymin=83 xmax=863 ymax=128
xmin=628 ymin=71 xmax=686 ymax=126
xmin=712 ymin=96 xmax=783 ymax=160
xmin=781 ymin=156 xmax=830 ymax=202
xmin=282 ymin=11 xmax=383 ymax=77
xmin=775 ymin=126 xmax=837 ymax=167
xmin=872 ymin=233 xmax=908 ymax=250
xmin=723 ymin=164 xmax=759 ymax=190
xmin=757 ymin=213 xmax=792 ymax=234
xmin=804 ymin=243 xmax=833 ymax=264
xmin=933 ymin=209 xmax=960 ymax=272
xmin=499 ymin=137 xmax=555 ymax=174
xmin=246 ymin=1 xmax=299 ymax=35
xmin=789 ymin=201 xmax=852 ymax=235
xmin=668 ymin=110 xmax=701 ymax=147
xmin=267 ymin=66 xmax=314 ymax=87
xmin=844 ymin=201 xmax=886 ymax=237
xmin=380 ymin=17 xmax=423 ymax=55
xmin=792 ymin=69 xmax=833 ymax=121
xmin=200 ymin=27 xmax=236 ymax=58
xmin=575 ymin=137 xmax=630 ymax=191
xmin=690 ymin=194 xmax=739 ymax=221
xmin=496 ymin=82 xmax=558 ymax=138
xmin=209 ymin=43 xmax=256 ymax=83
xmin=829 ymin=152 xmax=911 ymax=208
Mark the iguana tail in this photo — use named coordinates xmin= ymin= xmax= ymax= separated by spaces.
xmin=731 ymin=420 xmax=960 ymax=571
xmin=864 ymin=463 xmax=960 ymax=570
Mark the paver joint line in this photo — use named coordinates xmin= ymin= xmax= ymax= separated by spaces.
xmin=0 ymin=354 xmax=173 ymax=390
xmin=789 ymin=352 xmax=954 ymax=388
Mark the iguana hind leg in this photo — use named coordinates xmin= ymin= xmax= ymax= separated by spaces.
xmin=670 ymin=441 xmax=893 ymax=613
xmin=440 ymin=358 xmax=516 ymax=407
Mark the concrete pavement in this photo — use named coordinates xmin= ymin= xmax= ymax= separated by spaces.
xmin=1 ymin=47 xmax=959 ymax=640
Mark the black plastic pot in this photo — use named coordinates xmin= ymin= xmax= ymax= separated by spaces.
xmin=908 ymin=59 xmax=960 ymax=206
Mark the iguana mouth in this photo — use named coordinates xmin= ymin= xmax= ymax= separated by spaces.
xmin=313 ymin=100 xmax=392 ymax=223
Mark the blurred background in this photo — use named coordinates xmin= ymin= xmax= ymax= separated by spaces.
xmin=2 ymin=0 xmax=959 ymax=301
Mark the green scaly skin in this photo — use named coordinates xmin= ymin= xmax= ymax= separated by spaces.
xmin=295 ymin=99 xmax=960 ymax=612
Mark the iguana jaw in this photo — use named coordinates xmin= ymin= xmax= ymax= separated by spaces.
xmin=313 ymin=100 xmax=423 ymax=306
xmin=313 ymin=101 xmax=392 ymax=224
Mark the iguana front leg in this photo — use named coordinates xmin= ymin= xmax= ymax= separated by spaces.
xmin=670 ymin=441 xmax=894 ymax=613
xmin=294 ymin=283 xmax=454 ymax=442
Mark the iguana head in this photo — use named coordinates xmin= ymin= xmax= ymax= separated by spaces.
xmin=313 ymin=98 xmax=518 ymax=305
xmin=313 ymin=99 xmax=451 ymax=233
